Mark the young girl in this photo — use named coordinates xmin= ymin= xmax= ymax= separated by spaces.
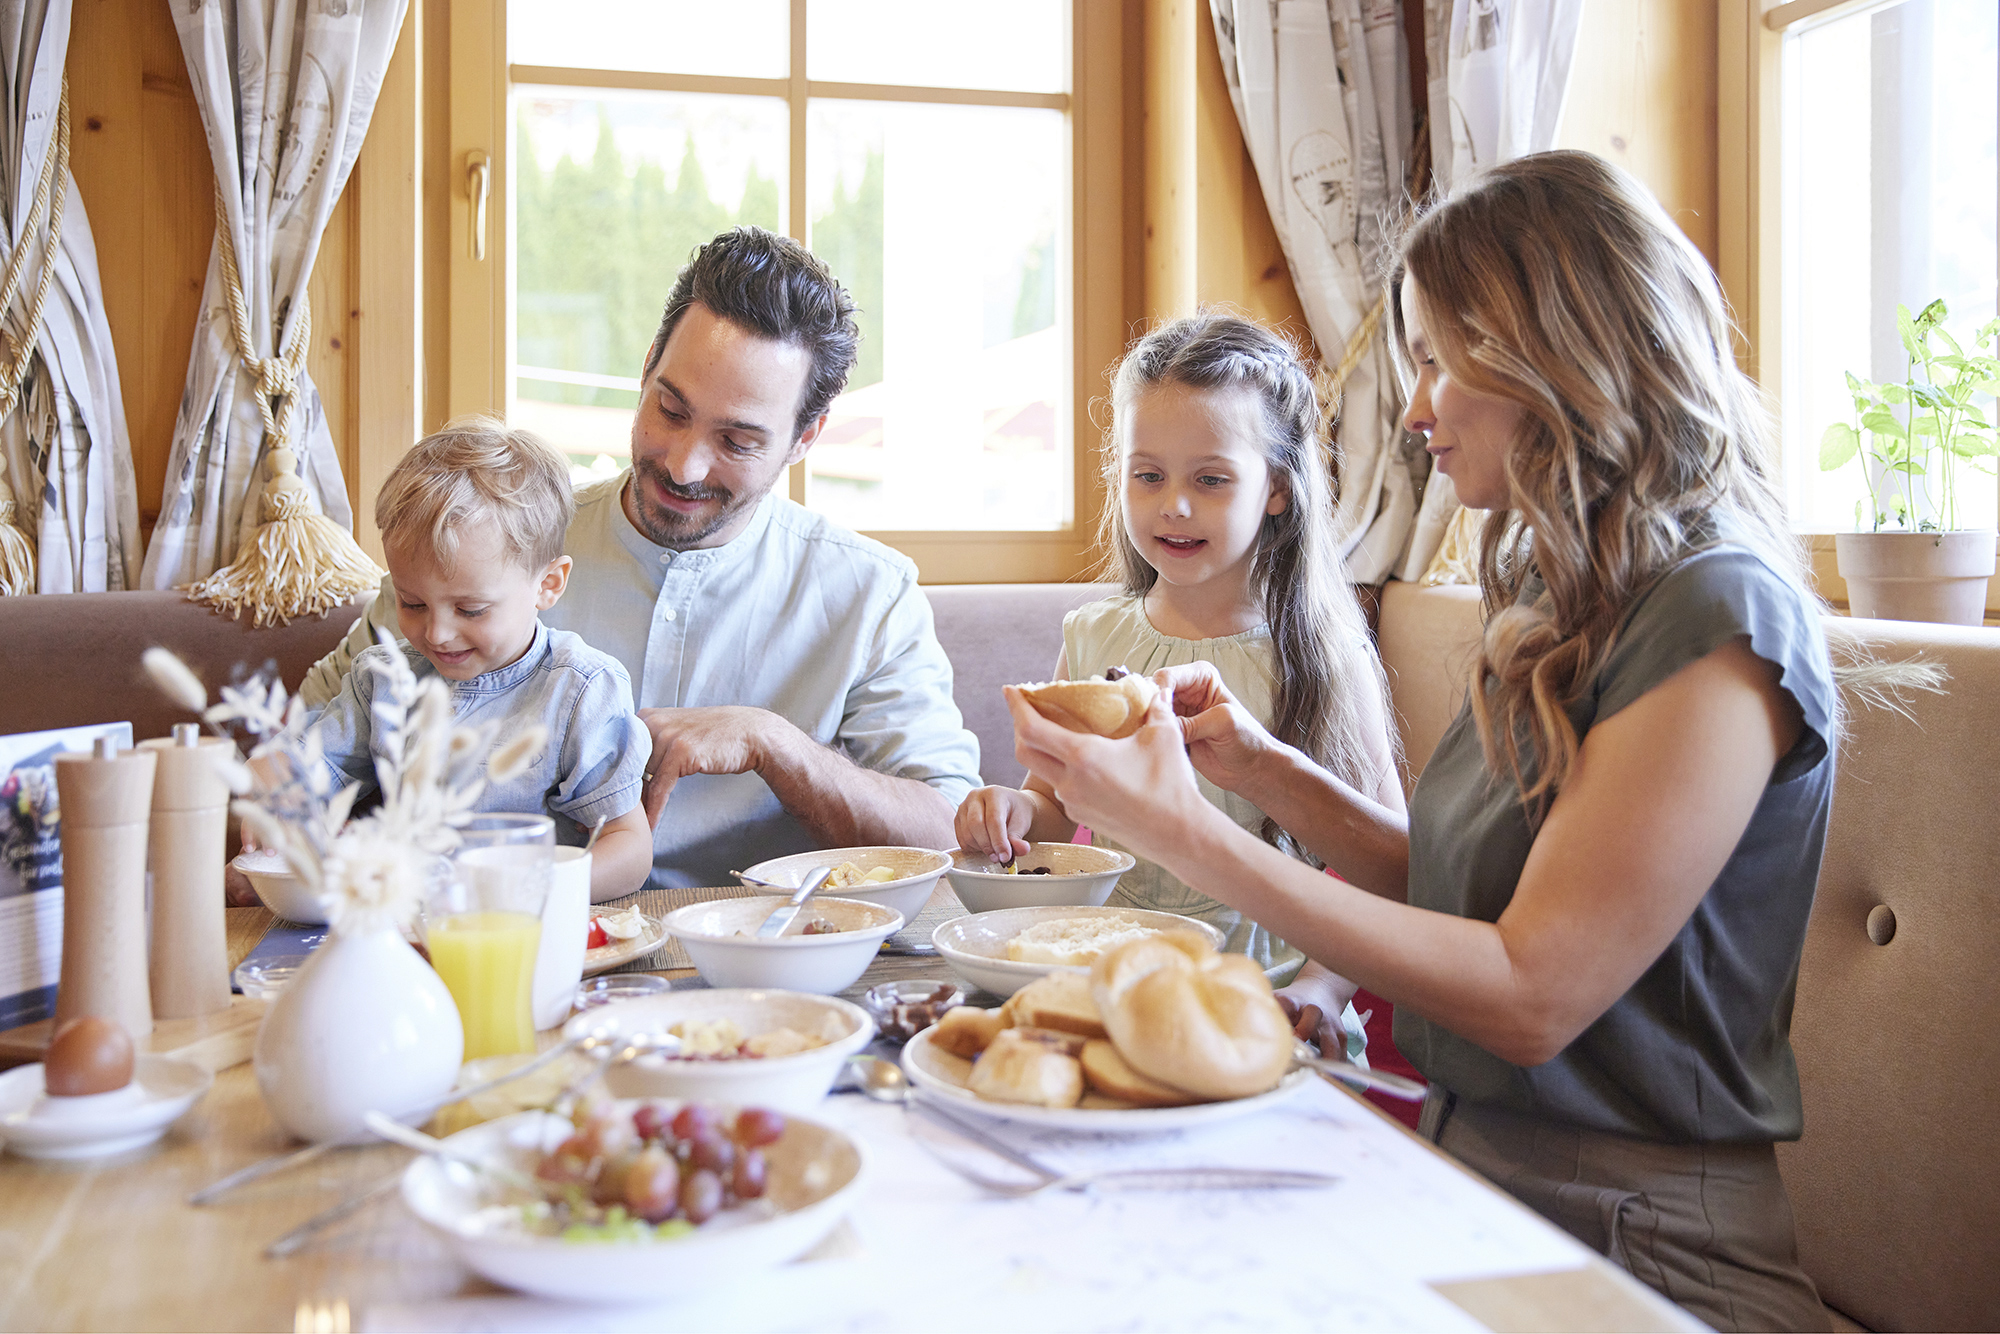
xmin=954 ymin=313 xmax=1404 ymax=1052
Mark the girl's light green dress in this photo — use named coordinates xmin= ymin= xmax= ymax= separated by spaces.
xmin=1062 ymin=594 xmax=1367 ymax=1061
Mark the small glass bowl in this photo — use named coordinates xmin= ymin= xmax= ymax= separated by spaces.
xmin=862 ymin=979 xmax=965 ymax=1044
xmin=233 ymin=955 xmax=309 ymax=1001
xmin=574 ymin=973 xmax=672 ymax=1011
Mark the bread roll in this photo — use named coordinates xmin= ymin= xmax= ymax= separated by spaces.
xmin=1009 ymin=971 xmax=1107 ymax=1039
xmin=932 ymin=1005 xmax=1007 ymax=1059
xmin=1079 ymin=1038 xmax=1200 ymax=1107
xmin=1016 ymin=672 xmax=1158 ymax=740
xmin=966 ymin=1029 xmax=1085 ymax=1108
xmin=1091 ymin=934 xmax=1293 ymax=1100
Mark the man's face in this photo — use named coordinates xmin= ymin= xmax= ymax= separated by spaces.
xmin=623 ymin=303 xmax=824 ymax=550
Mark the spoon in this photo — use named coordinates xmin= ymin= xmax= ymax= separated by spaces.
xmin=360 ymin=1111 xmax=556 ymax=1198
xmin=1290 ymin=1042 xmax=1427 ymax=1102
xmin=584 ymin=814 xmax=608 ymax=852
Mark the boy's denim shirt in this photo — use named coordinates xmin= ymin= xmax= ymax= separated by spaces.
xmin=308 ymin=621 xmax=649 ymax=843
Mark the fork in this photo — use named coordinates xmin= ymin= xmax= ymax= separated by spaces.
xmin=925 ymin=1153 xmax=1341 ymax=1199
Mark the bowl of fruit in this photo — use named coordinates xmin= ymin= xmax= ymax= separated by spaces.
xmin=399 ymin=1096 xmax=864 ymax=1304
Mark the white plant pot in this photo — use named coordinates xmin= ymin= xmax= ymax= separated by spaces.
xmin=254 ymin=925 xmax=465 ymax=1143
xmin=1834 ymin=530 xmax=1997 ymax=626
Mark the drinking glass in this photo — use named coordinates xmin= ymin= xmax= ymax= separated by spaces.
xmin=426 ymin=815 xmax=554 ymax=1059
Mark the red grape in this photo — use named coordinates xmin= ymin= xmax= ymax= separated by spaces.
xmin=590 ymin=1149 xmax=636 ymax=1207
xmin=632 ymin=1103 xmax=671 ymax=1141
xmin=686 ymin=1132 xmax=735 ymax=1174
xmin=680 ymin=1168 xmax=724 ymax=1224
xmin=733 ymin=1107 xmax=785 ymax=1147
xmin=624 ymin=1146 xmax=681 ymax=1222
xmin=731 ymin=1148 xmax=767 ymax=1199
xmin=671 ymin=1103 xmax=719 ymax=1142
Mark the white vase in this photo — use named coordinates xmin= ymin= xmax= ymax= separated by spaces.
xmin=254 ymin=924 xmax=464 ymax=1143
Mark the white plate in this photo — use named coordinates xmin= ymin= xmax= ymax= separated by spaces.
xmin=931 ymin=904 xmax=1226 ymax=998
xmin=0 ymin=1056 xmax=212 ymax=1159
xmin=901 ymin=1026 xmax=1311 ymax=1133
xmin=400 ymin=1103 xmax=865 ymax=1304
xmin=580 ymin=913 xmax=667 ymax=978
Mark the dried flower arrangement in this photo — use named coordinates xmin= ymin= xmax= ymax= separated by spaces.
xmin=143 ymin=634 xmax=547 ymax=936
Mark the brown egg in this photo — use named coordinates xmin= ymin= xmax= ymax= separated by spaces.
xmin=44 ymin=1016 xmax=136 ymax=1096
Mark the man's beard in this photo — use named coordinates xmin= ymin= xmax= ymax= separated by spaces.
xmin=626 ymin=455 xmax=757 ymax=549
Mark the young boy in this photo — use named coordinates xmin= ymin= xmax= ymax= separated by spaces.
xmin=306 ymin=418 xmax=654 ymax=900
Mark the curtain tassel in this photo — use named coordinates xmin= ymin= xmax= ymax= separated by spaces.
xmin=186 ymin=184 xmax=381 ymax=626
xmin=0 ymin=471 xmax=32 ymax=596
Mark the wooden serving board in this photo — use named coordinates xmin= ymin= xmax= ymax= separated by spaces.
xmin=0 ymin=992 xmax=267 ymax=1072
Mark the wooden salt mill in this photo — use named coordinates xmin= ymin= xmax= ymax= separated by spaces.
xmin=53 ymin=736 xmax=158 ymax=1043
xmin=141 ymin=725 xmax=233 ymax=1018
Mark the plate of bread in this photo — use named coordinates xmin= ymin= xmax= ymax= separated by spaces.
xmin=901 ymin=929 xmax=1310 ymax=1131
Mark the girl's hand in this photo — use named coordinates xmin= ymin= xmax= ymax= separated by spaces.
xmin=1275 ymin=961 xmax=1361 ymax=1054
xmin=955 ymin=786 xmax=1036 ymax=863
xmin=1151 ymin=662 xmax=1282 ymax=796
xmin=1004 ymin=685 xmax=1213 ymax=863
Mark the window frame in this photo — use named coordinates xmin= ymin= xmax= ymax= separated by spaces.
xmin=1723 ymin=0 xmax=2000 ymax=614
xmin=445 ymin=0 xmax=1124 ymax=583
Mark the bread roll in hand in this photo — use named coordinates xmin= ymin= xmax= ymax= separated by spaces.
xmin=1091 ymin=931 xmax=1294 ymax=1100
xmin=1015 ymin=668 xmax=1158 ymax=740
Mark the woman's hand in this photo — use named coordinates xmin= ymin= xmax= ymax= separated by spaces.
xmin=1003 ymin=685 xmax=1217 ymax=864
xmin=956 ymin=786 xmax=1037 ymax=863
xmin=1152 ymin=663 xmax=1283 ymax=798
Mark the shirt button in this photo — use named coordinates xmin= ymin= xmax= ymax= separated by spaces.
xmin=658 ymin=552 xmax=671 ymax=564
xmin=661 ymin=608 xmax=677 ymax=621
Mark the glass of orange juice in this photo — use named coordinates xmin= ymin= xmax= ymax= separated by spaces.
xmin=426 ymin=815 xmax=554 ymax=1060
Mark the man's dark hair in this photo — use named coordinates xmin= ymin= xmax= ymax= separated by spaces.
xmin=645 ymin=227 xmax=861 ymax=441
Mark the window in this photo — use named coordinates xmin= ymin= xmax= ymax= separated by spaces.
xmin=1778 ymin=0 xmax=1999 ymax=534
xmin=447 ymin=0 xmax=1123 ymax=580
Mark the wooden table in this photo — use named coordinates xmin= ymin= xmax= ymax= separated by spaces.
xmin=0 ymin=899 xmax=1702 ymax=1333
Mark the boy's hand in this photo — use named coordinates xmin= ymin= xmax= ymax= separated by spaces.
xmin=955 ymin=786 xmax=1035 ymax=863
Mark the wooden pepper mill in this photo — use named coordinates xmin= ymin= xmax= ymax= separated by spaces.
xmin=53 ymin=735 xmax=158 ymax=1043
xmin=141 ymin=725 xmax=233 ymax=1019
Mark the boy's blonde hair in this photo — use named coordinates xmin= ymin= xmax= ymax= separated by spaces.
xmin=375 ymin=417 xmax=574 ymax=572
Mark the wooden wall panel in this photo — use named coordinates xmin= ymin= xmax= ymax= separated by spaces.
xmin=1557 ymin=0 xmax=1720 ymax=267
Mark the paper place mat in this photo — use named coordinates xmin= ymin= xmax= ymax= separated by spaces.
xmin=604 ymin=882 xmax=971 ymax=975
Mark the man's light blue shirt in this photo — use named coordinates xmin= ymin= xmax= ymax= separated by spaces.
xmin=308 ymin=476 xmax=981 ymax=888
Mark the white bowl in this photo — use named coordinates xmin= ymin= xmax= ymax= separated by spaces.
xmin=561 ymin=989 xmax=875 ymax=1113
xmin=736 ymin=846 xmax=950 ymax=927
xmin=664 ymin=895 xmax=903 ymax=995
xmin=931 ymin=904 xmax=1226 ymax=999
xmin=230 ymin=851 xmax=329 ymax=924
xmin=944 ymin=842 xmax=1136 ymax=914
xmin=400 ymin=1103 xmax=865 ymax=1304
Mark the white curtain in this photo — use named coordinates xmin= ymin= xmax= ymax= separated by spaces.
xmin=1395 ymin=0 xmax=1584 ymax=582
xmin=0 ymin=0 xmax=142 ymax=592
xmin=1211 ymin=0 xmax=1417 ymax=585
xmin=140 ymin=0 xmax=407 ymax=592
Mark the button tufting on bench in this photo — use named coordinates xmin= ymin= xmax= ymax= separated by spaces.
xmin=1865 ymin=903 xmax=1896 ymax=947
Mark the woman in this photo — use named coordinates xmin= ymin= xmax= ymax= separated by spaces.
xmin=1005 ymin=151 xmax=1834 ymax=1332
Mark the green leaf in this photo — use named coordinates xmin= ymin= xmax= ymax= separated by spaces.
xmin=1855 ymin=498 xmax=1865 ymax=530
xmin=1934 ymin=325 xmax=1963 ymax=356
xmin=1819 ymin=422 xmax=1861 ymax=470
xmin=1975 ymin=379 xmax=2000 ymax=398
xmin=1879 ymin=384 xmax=1910 ymax=404
xmin=1933 ymin=354 xmax=1970 ymax=372
xmin=1898 ymin=304 xmax=1922 ymax=358
xmin=1845 ymin=370 xmax=1865 ymax=393
xmin=1918 ymin=297 xmax=1949 ymax=326
xmin=1862 ymin=408 xmax=1907 ymax=439
xmin=1909 ymin=384 xmax=1942 ymax=409
xmin=1889 ymin=459 xmax=1928 ymax=475
xmin=1911 ymin=416 xmax=1940 ymax=436
xmin=1950 ymin=433 xmax=1997 ymax=459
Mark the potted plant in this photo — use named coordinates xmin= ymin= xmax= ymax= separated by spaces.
xmin=1818 ymin=300 xmax=1999 ymax=625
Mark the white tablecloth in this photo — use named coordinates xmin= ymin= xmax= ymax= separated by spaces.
xmin=362 ymin=1078 xmax=1701 ymax=1332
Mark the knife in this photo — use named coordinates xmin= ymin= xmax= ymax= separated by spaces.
xmin=754 ymin=865 xmax=832 ymax=939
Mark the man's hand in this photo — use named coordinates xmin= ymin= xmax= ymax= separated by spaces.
xmin=637 ymin=705 xmax=783 ymax=826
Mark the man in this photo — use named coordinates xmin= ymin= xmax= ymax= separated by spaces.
xmin=304 ymin=228 xmax=980 ymax=889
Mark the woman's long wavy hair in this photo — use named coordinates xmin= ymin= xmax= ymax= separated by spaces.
xmin=1101 ymin=312 xmax=1394 ymax=832
xmin=1388 ymin=150 xmax=1813 ymax=809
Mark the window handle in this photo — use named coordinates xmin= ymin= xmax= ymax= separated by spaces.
xmin=466 ymin=151 xmax=490 ymax=261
